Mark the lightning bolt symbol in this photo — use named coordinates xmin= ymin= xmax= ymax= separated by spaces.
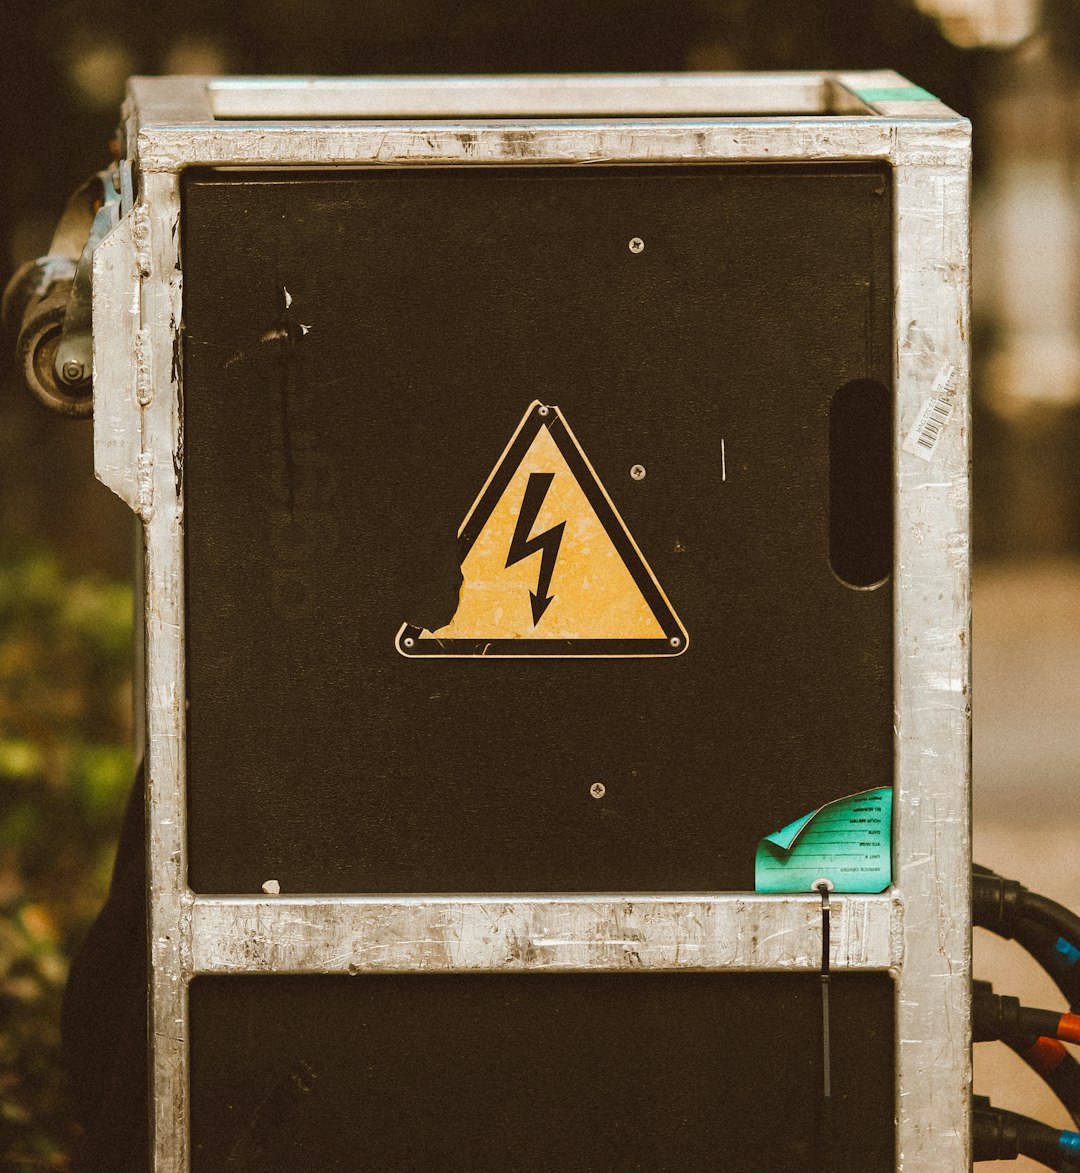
xmin=506 ymin=472 xmax=566 ymax=628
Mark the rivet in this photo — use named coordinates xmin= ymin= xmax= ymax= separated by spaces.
xmin=590 ymin=783 xmax=606 ymax=799
xmin=628 ymin=237 xmax=645 ymax=254
xmin=403 ymin=637 xmax=415 ymax=648
xmin=669 ymin=636 xmax=681 ymax=648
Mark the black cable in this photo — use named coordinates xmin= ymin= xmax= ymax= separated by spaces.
xmin=1013 ymin=918 xmax=1080 ymax=1010
xmin=973 ymin=870 xmax=1031 ymax=937
xmin=974 ymin=981 xmax=1080 ymax=1128
xmin=974 ymin=868 xmax=1080 ymax=1009
xmin=973 ymin=868 xmax=1080 ymax=947
xmin=973 ymin=1096 xmax=1080 ymax=1168
xmin=972 ymin=982 xmax=1078 ymax=1046
xmin=1003 ymin=1036 xmax=1080 ymax=1132
xmin=1025 ymin=893 xmax=1080 ymax=964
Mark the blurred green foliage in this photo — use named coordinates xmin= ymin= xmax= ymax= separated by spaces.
xmin=0 ymin=549 xmax=133 ymax=1168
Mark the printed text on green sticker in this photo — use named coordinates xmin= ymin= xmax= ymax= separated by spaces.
xmin=755 ymin=787 xmax=892 ymax=894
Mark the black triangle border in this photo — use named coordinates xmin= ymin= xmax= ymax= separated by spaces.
xmin=397 ymin=402 xmax=688 ymax=658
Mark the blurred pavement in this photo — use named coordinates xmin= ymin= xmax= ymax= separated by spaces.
xmin=973 ymin=557 xmax=1080 ymax=1169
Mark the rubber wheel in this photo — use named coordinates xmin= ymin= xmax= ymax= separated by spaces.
xmin=16 ymin=285 xmax=92 ymax=418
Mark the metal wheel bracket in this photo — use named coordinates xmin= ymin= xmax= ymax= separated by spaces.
xmin=4 ymin=165 xmax=122 ymax=416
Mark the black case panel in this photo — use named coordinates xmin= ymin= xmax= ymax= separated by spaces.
xmin=181 ymin=164 xmax=893 ymax=894
xmin=189 ymin=972 xmax=895 ymax=1172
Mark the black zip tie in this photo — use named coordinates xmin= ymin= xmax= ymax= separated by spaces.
xmin=814 ymin=879 xmax=834 ymax=1172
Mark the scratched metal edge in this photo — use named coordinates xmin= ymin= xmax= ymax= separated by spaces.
xmin=99 ymin=73 xmax=973 ymax=1173
xmin=130 ymin=70 xmax=968 ymax=122
xmin=205 ymin=73 xmax=835 ymax=119
xmin=187 ymin=892 xmax=905 ymax=975
xmin=126 ymin=70 xmax=968 ymax=174
xmin=890 ymin=119 xmax=973 ymax=1173
xmin=140 ymin=169 xmax=190 ymax=1173
xmin=92 ymin=217 xmax=140 ymax=508
xmin=133 ymin=118 xmax=969 ymax=174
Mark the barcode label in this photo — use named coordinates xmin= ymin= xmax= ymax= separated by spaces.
xmin=904 ymin=364 xmax=959 ymax=462
xmin=903 ymin=397 xmax=954 ymax=461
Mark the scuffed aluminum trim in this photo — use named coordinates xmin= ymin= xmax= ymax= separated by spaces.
xmin=207 ymin=72 xmax=836 ymax=118
xmin=891 ymin=123 xmax=973 ymax=1172
xmin=123 ymin=71 xmax=968 ymax=123
xmin=133 ymin=118 xmax=971 ymax=174
xmin=138 ymin=170 xmax=190 ymax=1173
xmin=92 ymin=215 xmax=141 ymax=509
xmin=189 ymin=892 xmax=905 ymax=976
xmin=127 ymin=75 xmax=213 ymax=126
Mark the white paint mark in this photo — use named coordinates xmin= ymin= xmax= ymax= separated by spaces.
xmin=721 ymin=438 xmax=727 ymax=481
xmin=283 ymin=286 xmax=292 ymax=308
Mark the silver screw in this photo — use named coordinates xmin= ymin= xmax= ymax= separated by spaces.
xmin=61 ymin=359 xmax=86 ymax=384
xmin=403 ymin=637 xmax=415 ymax=648
xmin=537 ymin=405 xmax=549 ymax=416
xmin=590 ymin=783 xmax=606 ymax=799
xmin=670 ymin=636 xmax=681 ymax=648
xmin=628 ymin=237 xmax=645 ymax=254
xmin=630 ymin=464 xmax=646 ymax=481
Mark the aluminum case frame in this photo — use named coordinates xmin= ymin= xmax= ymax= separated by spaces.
xmin=92 ymin=71 xmax=972 ymax=1172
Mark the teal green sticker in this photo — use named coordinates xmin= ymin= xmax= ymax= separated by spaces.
xmin=763 ymin=808 xmax=817 ymax=852
xmin=755 ymin=787 xmax=892 ymax=894
xmin=856 ymin=86 xmax=936 ymax=104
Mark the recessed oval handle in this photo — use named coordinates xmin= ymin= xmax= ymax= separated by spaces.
xmin=829 ymin=379 xmax=892 ymax=589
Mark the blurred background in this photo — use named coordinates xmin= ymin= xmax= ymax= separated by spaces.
xmin=1 ymin=0 xmax=1078 ymax=1168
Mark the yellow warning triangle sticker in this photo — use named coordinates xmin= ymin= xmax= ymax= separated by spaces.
xmin=397 ymin=402 xmax=687 ymax=658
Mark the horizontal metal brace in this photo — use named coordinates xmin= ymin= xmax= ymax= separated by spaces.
xmin=136 ymin=118 xmax=969 ymax=174
xmin=187 ymin=891 xmax=905 ymax=977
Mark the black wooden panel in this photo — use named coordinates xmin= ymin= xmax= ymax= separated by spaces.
xmin=181 ymin=164 xmax=893 ymax=893
xmin=189 ymin=972 xmax=895 ymax=1172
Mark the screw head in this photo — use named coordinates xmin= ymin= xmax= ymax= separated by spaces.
xmin=669 ymin=636 xmax=681 ymax=648
xmin=628 ymin=237 xmax=645 ymax=254
xmin=60 ymin=359 xmax=86 ymax=384
xmin=630 ymin=464 xmax=646 ymax=481
xmin=590 ymin=783 xmax=606 ymax=799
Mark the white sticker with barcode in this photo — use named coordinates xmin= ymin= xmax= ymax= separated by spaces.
xmin=903 ymin=364 xmax=959 ymax=462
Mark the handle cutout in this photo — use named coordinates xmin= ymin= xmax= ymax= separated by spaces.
xmin=829 ymin=379 xmax=892 ymax=589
